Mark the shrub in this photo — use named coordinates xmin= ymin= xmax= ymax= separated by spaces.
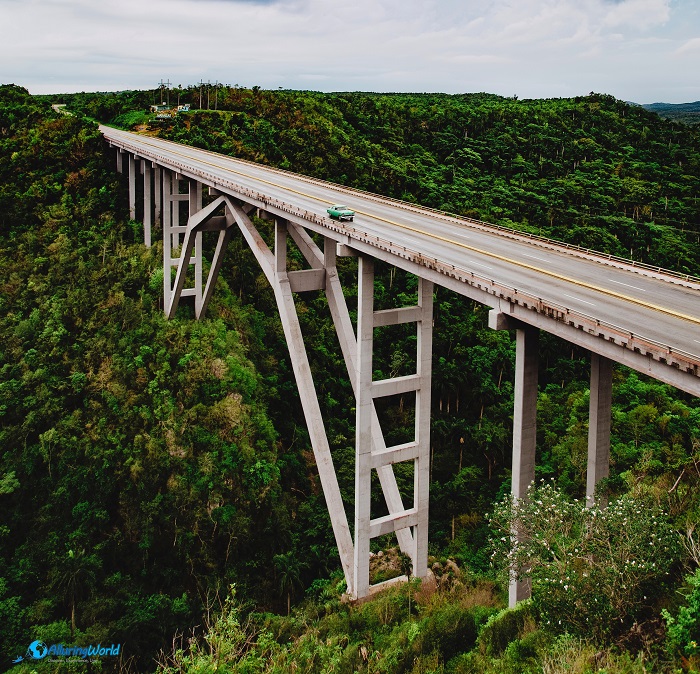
xmin=488 ymin=481 xmax=679 ymax=641
xmin=112 ymin=110 xmax=151 ymax=129
xmin=663 ymin=568 xmax=700 ymax=660
xmin=418 ymin=603 xmax=479 ymax=662
xmin=477 ymin=601 xmax=536 ymax=656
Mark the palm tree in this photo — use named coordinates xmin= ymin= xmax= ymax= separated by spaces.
xmin=273 ymin=551 xmax=306 ymax=615
xmin=49 ymin=548 xmax=99 ymax=638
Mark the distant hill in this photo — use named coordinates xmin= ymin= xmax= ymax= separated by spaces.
xmin=641 ymin=100 xmax=700 ymax=125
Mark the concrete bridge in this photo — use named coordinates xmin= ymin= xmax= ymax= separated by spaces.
xmin=101 ymin=126 xmax=700 ymax=605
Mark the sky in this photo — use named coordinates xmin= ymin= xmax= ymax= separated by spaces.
xmin=1 ymin=0 xmax=698 ymax=103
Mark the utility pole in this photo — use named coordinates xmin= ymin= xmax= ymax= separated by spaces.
xmin=214 ymin=80 xmax=218 ymax=110
xmin=159 ymin=79 xmax=171 ymax=106
xmin=198 ymin=79 xmax=205 ymax=109
xmin=207 ymin=80 xmax=211 ymax=110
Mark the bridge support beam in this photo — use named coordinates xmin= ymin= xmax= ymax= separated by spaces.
xmin=354 ymin=256 xmax=433 ymax=598
xmin=354 ymin=257 xmax=375 ymax=598
xmin=154 ymin=165 xmax=162 ymax=228
xmin=221 ymin=204 xmax=356 ymax=591
xmin=489 ymin=310 xmax=541 ymax=606
xmin=320 ymin=242 xmax=416 ymax=564
xmin=509 ymin=323 xmax=539 ymax=607
xmin=163 ymin=180 xmax=237 ymax=320
xmin=586 ymin=354 xmax=613 ymax=507
xmin=165 ymin=196 xmax=434 ymax=599
xmin=490 ymin=308 xmax=616 ymax=604
xmin=143 ymin=161 xmax=152 ymax=247
xmin=128 ymin=154 xmax=137 ymax=220
xmin=163 ymin=170 xmax=200 ymax=312
xmin=162 ymin=169 xmax=196 ymax=315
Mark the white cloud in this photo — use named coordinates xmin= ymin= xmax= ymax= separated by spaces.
xmin=600 ymin=0 xmax=670 ymax=30
xmin=0 ymin=0 xmax=693 ymax=102
xmin=676 ymin=36 xmax=700 ymax=54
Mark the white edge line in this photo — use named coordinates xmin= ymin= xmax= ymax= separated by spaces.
xmin=563 ymin=293 xmax=596 ymax=306
xmin=609 ymin=279 xmax=646 ymax=292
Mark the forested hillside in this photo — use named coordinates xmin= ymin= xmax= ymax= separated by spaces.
xmin=642 ymin=101 xmax=700 ymax=127
xmin=2 ymin=82 xmax=700 ymax=672
xmin=0 ymin=85 xmax=291 ymax=670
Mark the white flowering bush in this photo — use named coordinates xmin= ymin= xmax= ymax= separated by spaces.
xmin=488 ymin=481 xmax=679 ymax=641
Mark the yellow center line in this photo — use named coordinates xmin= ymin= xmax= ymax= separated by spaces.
xmin=352 ymin=209 xmax=700 ymax=327
xmin=108 ymin=130 xmax=700 ymax=328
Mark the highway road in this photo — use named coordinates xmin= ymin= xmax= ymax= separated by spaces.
xmin=101 ymin=126 xmax=700 ymax=390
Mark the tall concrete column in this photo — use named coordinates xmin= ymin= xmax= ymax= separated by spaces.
xmin=413 ymin=277 xmax=433 ymax=579
xmin=325 ymin=240 xmax=432 ymax=592
xmin=143 ymin=161 xmax=152 ymax=247
xmin=189 ymin=180 xmax=202 ymax=217
xmin=509 ymin=324 xmax=539 ymax=607
xmin=586 ymin=353 xmax=613 ymax=507
xmin=275 ymin=219 xmax=287 ymax=275
xmin=189 ymin=181 xmax=203 ymax=314
xmin=128 ymin=154 xmax=136 ymax=220
xmin=162 ymin=169 xmax=173 ymax=310
xmin=171 ymin=175 xmax=181 ymax=250
xmin=354 ymin=255 xmax=375 ymax=599
xmin=154 ymin=165 xmax=162 ymax=227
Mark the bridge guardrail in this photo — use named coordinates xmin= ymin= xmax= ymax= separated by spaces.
xmin=105 ymin=127 xmax=700 ymax=289
xmin=240 ymin=183 xmax=700 ymax=377
xmin=104 ymin=132 xmax=700 ymax=377
xmin=178 ymin=140 xmax=700 ymax=289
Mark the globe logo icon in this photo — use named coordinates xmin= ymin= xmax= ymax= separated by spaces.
xmin=26 ymin=640 xmax=48 ymax=660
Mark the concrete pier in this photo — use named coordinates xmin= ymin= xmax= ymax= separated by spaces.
xmin=586 ymin=354 xmax=613 ymax=507
xmin=509 ymin=324 xmax=539 ymax=607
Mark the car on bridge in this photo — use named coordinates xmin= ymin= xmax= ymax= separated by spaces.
xmin=327 ymin=204 xmax=355 ymax=222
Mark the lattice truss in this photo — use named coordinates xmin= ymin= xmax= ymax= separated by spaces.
xmin=116 ymin=143 xmax=641 ymax=609
xmin=145 ymin=167 xmax=434 ymax=599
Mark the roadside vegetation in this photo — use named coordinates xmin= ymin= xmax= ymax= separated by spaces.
xmin=2 ymin=82 xmax=700 ymax=672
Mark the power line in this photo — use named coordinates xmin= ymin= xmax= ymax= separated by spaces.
xmin=158 ymin=79 xmax=171 ymax=106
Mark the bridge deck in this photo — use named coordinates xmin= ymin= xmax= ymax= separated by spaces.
xmin=101 ymin=126 xmax=700 ymax=396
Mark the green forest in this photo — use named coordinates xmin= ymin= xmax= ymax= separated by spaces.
xmin=641 ymin=102 xmax=700 ymax=127
xmin=1 ymin=81 xmax=700 ymax=673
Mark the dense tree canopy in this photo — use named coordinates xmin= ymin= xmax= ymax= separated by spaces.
xmin=1 ymin=82 xmax=699 ymax=672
